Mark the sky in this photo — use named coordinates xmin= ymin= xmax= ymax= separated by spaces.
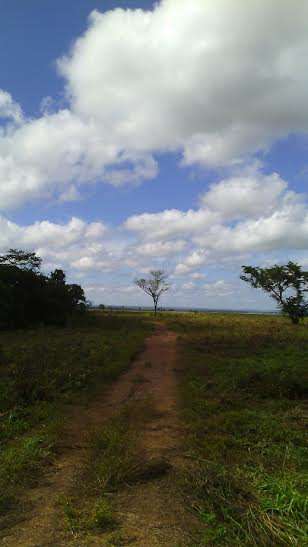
xmin=0 ymin=0 xmax=308 ymax=310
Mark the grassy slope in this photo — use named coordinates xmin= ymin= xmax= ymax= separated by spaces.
xmin=165 ymin=313 xmax=308 ymax=546
xmin=0 ymin=312 xmax=151 ymax=518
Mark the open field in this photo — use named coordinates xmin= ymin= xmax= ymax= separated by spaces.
xmin=164 ymin=312 xmax=308 ymax=545
xmin=0 ymin=311 xmax=307 ymax=545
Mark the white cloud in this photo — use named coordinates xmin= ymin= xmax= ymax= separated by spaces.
xmin=59 ymin=0 xmax=308 ymax=164
xmin=58 ymin=0 xmax=308 ymax=168
xmin=0 ymin=215 xmax=112 ymax=275
xmin=1 ymin=1 xmax=308 ymax=208
xmin=2 ymin=168 xmax=303 ymax=285
xmin=203 ymin=280 xmax=234 ymax=297
xmin=135 ymin=239 xmax=187 ymax=257
xmin=125 ymin=208 xmax=218 ymax=240
xmin=0 ymin=166 xmax=307 ymax=308
xmin=125 ymin=168 xmax=308 ymax=276
xmin=0 ymin=89 xmax=23 ymax=124
xmin=200 ymin=169 xmax=288 ymax=220
xmin=0 ymin=106 xmax=157 ymax=210
xmin=175 ymin=250 xmax=208 ymax=275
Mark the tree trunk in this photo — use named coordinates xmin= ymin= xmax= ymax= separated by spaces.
xmin=290 ymin=315 xmax=300 ymax=325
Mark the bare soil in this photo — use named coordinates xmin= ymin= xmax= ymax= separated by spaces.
xmin=0 ymin=324 xmax=195 ymax=547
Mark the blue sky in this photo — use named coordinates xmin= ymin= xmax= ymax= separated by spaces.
xmin=0 ymin=0 xmax=308 ymax=309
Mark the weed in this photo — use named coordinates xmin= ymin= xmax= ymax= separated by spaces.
xmin=88 ymin=400 xmax=156 ymax=491
xmin=60 ymin=495 xmax=116 ymax=533
xmin=88 ymin=497 xmax=116 ymax=530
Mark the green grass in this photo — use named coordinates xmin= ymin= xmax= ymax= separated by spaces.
xmin=60 ymin=494 xmax=117 ymax=534
xmin=0 ymin=312 xmax=151 ymax=519
xmin=165 ymin=313 xmax=308 ymax=546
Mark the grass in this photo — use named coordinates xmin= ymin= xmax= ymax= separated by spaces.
xmin=60 ymin=495 xmax=116 ymax=534
xmin=1 ymin=309 xmax=307 ymax=544
xmin=0 ymin=312 xmax=151 ymax=520
xmin=164 ymin=313 xmax=308 ymax=546
xmin=60 ymin=398 xmax=166 ymax=542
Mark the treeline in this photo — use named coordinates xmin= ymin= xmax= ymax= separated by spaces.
xmin=0 ymin=249 xmax=86 ymax=329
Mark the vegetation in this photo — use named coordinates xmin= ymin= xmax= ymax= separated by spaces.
xmin=1 ymin=248 xmax=307 ymax=544
xmin=241 ymin=262 xmax=308 ymax=324
xmin=59 ymin=397 xmax=170 ymax=543
xmin=0 ymin=248 xmax=86 ymax=329
xmin=0 ymin=312 xmax=151 ymax=521
xmin=165 ymin=312 xmax=308 ymax=545
xmin=135 ymin=269 xmax=170 ymax=313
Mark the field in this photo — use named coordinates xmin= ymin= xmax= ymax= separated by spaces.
xmin=0 ymin=312 xmax=151 ymax=530
xmin=165 ymin=313 xmax=308 ymax=545
xmin=0 ymin=311 xmax=307 ymax=545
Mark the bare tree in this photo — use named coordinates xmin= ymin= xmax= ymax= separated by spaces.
xmin=135 ymin=270 xmax=170 ymax=314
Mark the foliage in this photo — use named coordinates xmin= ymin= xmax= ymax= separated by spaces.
xmin=135 ymin=269 xmax=170 ymax=313
xmin=0 ymin=248 xmax=86 ymax=328
xmin=241 ymin=262 xmax=308 ymax=324
xmin=0 ymin=248 xmax=42 ymax=271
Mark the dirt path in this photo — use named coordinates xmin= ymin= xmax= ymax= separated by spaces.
xmin=0 ymin=324 xmax=194 ymax=547
xmin=114 ymin=326 xmax=193 ymax=547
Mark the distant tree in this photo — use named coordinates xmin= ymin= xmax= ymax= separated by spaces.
xmin=241 ymin=262 xmax=308 ymax=324
xmin=135 ymin=270 xmax=170 ymax=314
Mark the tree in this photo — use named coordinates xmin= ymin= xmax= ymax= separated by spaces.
xmin=0 ymin=249 xmax=42 ymax=271
xmin=66 ymin=284 xmax=86 ymax=310
xmin=50 ymin=269 xmax=66 ymax=285
xmin=0 ymin=249 xmax=86 ymax=329
xmin=135 ymin=270 xmax=170 ymax=314
xmin=241 ymin=262 xmax=308 ymax=324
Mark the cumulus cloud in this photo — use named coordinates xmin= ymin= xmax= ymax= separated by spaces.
xmin=0 ymin=90 xmax=23 ymax=124
xmin=1 ymin=166 xmax=306 ymax=291
xmin=0 ymin=215 xmax=110 ymax=273
xmin=200 ymin=170 xmax=288 ymax=220
xmin=125 ymin=167 xmax=308 ymax=277
xmin=0 ymin=166 xmax=307 ymax=307
xmin=0 ymin=108 xmax=157 ymax=210
xmin=59 ymin=0 xmax=308 ymax=166
xmin=175 ymin=250 xmax=208 ymax=275
xmin=125 ymin=208 xmax=219 ymax=240
xmin=1 ymin=1 xmax=308 ymax=208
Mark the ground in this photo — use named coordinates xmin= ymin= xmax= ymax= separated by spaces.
xmin=0 ymin=323 xmax=196 ymax=546
xmin=0 ymin=313 xmax=307 ymax=546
